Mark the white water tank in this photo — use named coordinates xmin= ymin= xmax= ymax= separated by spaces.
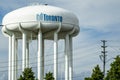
xmin=2 ymin=4 xmax=79 ymax=39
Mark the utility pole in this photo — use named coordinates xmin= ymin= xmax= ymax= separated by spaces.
xmin=100 ymin=40 xmax=107 ymax=77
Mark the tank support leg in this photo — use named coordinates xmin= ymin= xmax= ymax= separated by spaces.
xmin=8 ymin=36 xmax=12 ymax=80
xmin=26 ymin=39 xmax=29 ymax=68
xmin=14 ymin=38 xmax=18 ymax=80
xmin=54 ymin=33 xmax=58 ymax=80
xmin=38 ymin=30 xmax=44 ymax=80
xmin=69 ymin=36 xmax=73 ymax=80
xmin=22 ymin=33 xmax=27 ymax=71
xmin=11 ymin=34 xmax=15 ymax=80
xmin=65 ymin=34 xmax=69 ymax=80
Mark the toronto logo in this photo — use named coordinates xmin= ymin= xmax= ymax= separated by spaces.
xmin=36 ymin=13 xmax=63 ymax=22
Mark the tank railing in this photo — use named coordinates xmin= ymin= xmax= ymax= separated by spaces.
xmin=3 ymin=21 xmax=79 ymax=28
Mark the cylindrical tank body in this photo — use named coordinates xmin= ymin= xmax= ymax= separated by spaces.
xmin=2 ymin=4 xmax=79 ymax=39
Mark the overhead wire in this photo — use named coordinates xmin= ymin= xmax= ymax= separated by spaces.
xmin=0 ymin=41 xmax=116 ymax=79
xmin=0 ymin=49 xmax=100 ymax=69
xmin=0 ymin=48 xmax=101 ymax=74
xmin=0 ymin=42 xmax=101 ymax=64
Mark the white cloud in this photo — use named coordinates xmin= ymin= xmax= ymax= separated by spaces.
xmin=55 ymin=0 xmax=120 ymax=31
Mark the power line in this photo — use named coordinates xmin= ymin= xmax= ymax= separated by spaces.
xmin=0 ymin=50 xmax=99 ymax=69
xmin=0 ymin=44 xmax=100 ymax=64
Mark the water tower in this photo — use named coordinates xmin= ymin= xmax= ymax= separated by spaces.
xmin=1 ymin=4 xmax=79 ymax=80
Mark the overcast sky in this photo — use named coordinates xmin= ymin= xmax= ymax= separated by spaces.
xmin=0 ymin=0 xmax=120 ymax=80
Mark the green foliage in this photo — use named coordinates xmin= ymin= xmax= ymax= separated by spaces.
xmin=91 ymin=65 xmax=104 ymax=80
xmin=84 ymin=65 xmax=104 ymax=80
xmin=105 ymin=56 xmax=120 ymax=80
xmin=84 ymin=77 xmax=92 ymax=80
xmin=18 ymin=67 xmax=37 ymax=80
xmin=44 ymin=72 xmax=54 ymax=80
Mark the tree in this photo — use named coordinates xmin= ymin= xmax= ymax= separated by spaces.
xmin=105 ymin=56 xmax=120 ymax=80
xmin=44 ymin=72 xmax=54 ymax=80
xmin=84 ymin=65 xmax=104 ymax=80
xmin=91 ymin=65 xmax=104 ymax=80
xmin=18 ymin=67 xmax=37 ymax=80
xmin=84 ymin=77 xmax=92 ymax=80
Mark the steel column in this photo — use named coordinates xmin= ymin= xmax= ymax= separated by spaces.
xmin=54 ymin=33 xmax=58 ymax=80
xmin=22 ymin=33 xmax=27 ymax=71
xmin=11 ymin=34 xmax=15 ymax=80
xmin=14 ymin=39 xmax=18 ymax=80
xmin=69 ymin=36 xmax=73 ymax=80
xmin=26 ymin=40 xmax=29 ymax=68
xmin=65 ymin=35 xmax=69 ymax=80
xmin=8 ymin=36 xmax=12 ymax=80
xmin=38 ymin=30 xmax=44 ymax=80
